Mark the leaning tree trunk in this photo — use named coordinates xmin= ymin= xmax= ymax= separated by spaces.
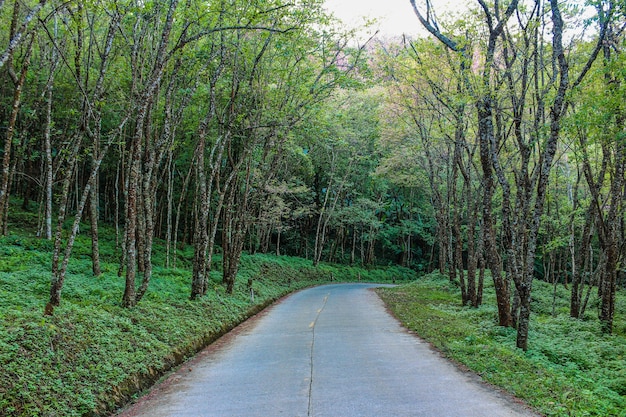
xmin=313 ymin=171 xmax=334 ymax=267
xmin=47 ymin=139 xmax=81 ymax=313
xmin=48 ymin=169 xmax=98 ymax=313
xmin=45 ymin=121 xmax=123 ymax=314
xmin=222 ymin=170 xmax=251 ymax=295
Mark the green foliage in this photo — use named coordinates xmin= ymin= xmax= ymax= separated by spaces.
xmin=378 ymin=273 xmax=626 ymax=417
xmin=0 ymin=229 xmax=412 ymax=416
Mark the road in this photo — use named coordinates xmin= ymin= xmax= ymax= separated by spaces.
xmin=116 ymin=283 xmax=539 ymax=417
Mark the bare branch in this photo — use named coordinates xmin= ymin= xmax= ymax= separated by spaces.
xmin=409 ymin=0 xmax=459 ymax=52
xmin=571 ymin=2 xmax=612 ymax=90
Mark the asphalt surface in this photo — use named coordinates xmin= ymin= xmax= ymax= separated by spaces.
xmin=115 ymin=283 xmax=539 ymax=417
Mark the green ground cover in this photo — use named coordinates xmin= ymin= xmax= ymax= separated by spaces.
xmin=0 ymin=229 xmax=413 ymax=417
xmin=377 ymin=273 xmax=626 ymax=417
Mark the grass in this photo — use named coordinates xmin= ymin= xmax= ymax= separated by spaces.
xmin=0 ymin=224 xmax=415 ymax=417
xmin=377 ymin=273 xmax=626 ymax=417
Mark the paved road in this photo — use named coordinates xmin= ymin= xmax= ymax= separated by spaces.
xmin=116 ymin=283 xmax=539 ymax=417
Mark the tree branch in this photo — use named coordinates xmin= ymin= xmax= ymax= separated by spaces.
xmin=409 ymin=0 xmax=459 ymax=52
xmin=0 ymin=0 xmax=48 ymax=71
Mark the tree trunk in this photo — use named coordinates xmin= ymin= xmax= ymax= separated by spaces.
xmin=515 ymin=0 xmax=571 ymax=350
xmin=122 ymin=134 xmax=141 ymax=307
xmin=48 ymin=141 xmax=80 ymax=311
xmin=466 ymin=180 xmax=479 ymax=307
xmin=222 ymin=163 xmax=251 ymax=294
xmin=313 ymin=172 xmax=333 ymax=266
xmin=89 ymin=166 xmax=101 ymax=276
xmin=0 ymin=0 xmax=47 ymax=71
xmin=122 ymin=0 xmax=179 ymax=307
xmin=191 ymin=129 xmax=227 ymax=299
xmin=351 ymin=226 xmax=357 ymax=265
xmin=0 ymin=33 xmax=33 ymax=234
xmin=46 ymin=123 xmax=120 ymax=314
xmin=165 ymin=152 xmax=174 ymax=267
xmin=191 ymin=136 xmax=209 ymax=299
xmin=597 ymin=22 xmax=626 ymax=333
xmin=478 ymin=99 xmax=512 ymax=327
xmin=43 ymin=61 xmax=56 ymax=240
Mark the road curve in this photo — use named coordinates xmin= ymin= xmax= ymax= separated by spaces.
xmin=115 ymin=283 xmax=539 ymax=417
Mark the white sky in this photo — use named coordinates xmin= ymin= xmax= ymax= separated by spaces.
xmin=323 ymin=0 xmax=595 ymax=44
xmin=323 ymin=0 xmax=466 ymax=39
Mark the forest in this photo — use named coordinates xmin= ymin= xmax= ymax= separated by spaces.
xmin=1 ymin=0 xmax=626 ymax=376
xmin=2 ymin=0 xmax=626 ymax=415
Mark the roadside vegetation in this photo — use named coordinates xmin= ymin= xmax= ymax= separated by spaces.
xmin=0 ymin=223 xmax=413 ymax=417
xmin=378 ymin=273 xmax=626 ymax=417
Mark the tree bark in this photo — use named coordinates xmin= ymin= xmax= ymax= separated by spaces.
xmin=46 ymin=118 xmax=123 ymax=313
xmin=0 ymin=32 xmax=33 ymax=234
xmin=515 ymin=0 xmax=571 ymax=350
xmin=122 ymin=0 xmax=179 ymax=307
xmin=43 ymin=53 xmax=58 ymax=240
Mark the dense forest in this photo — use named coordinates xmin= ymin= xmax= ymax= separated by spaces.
xmin=0 ymin=0 xmax=625 ymax=353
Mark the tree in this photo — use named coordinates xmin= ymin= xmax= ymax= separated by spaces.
xmin=43 ymin=0 xmax=129 ymax=313
xmin=409 ymin=0 xmax=609 ymax=349
xmin=566 ymin=3 xmax=626 ymax=332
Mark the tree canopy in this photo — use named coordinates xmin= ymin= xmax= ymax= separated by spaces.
xmin=1 ymin=0 xmax=625 ymax=351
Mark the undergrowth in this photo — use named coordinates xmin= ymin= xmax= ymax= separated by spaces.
xmin=377 ymin=273 xmax=626 ymax=417
xmin=0 ymin=227 xmax=414 ymax=417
